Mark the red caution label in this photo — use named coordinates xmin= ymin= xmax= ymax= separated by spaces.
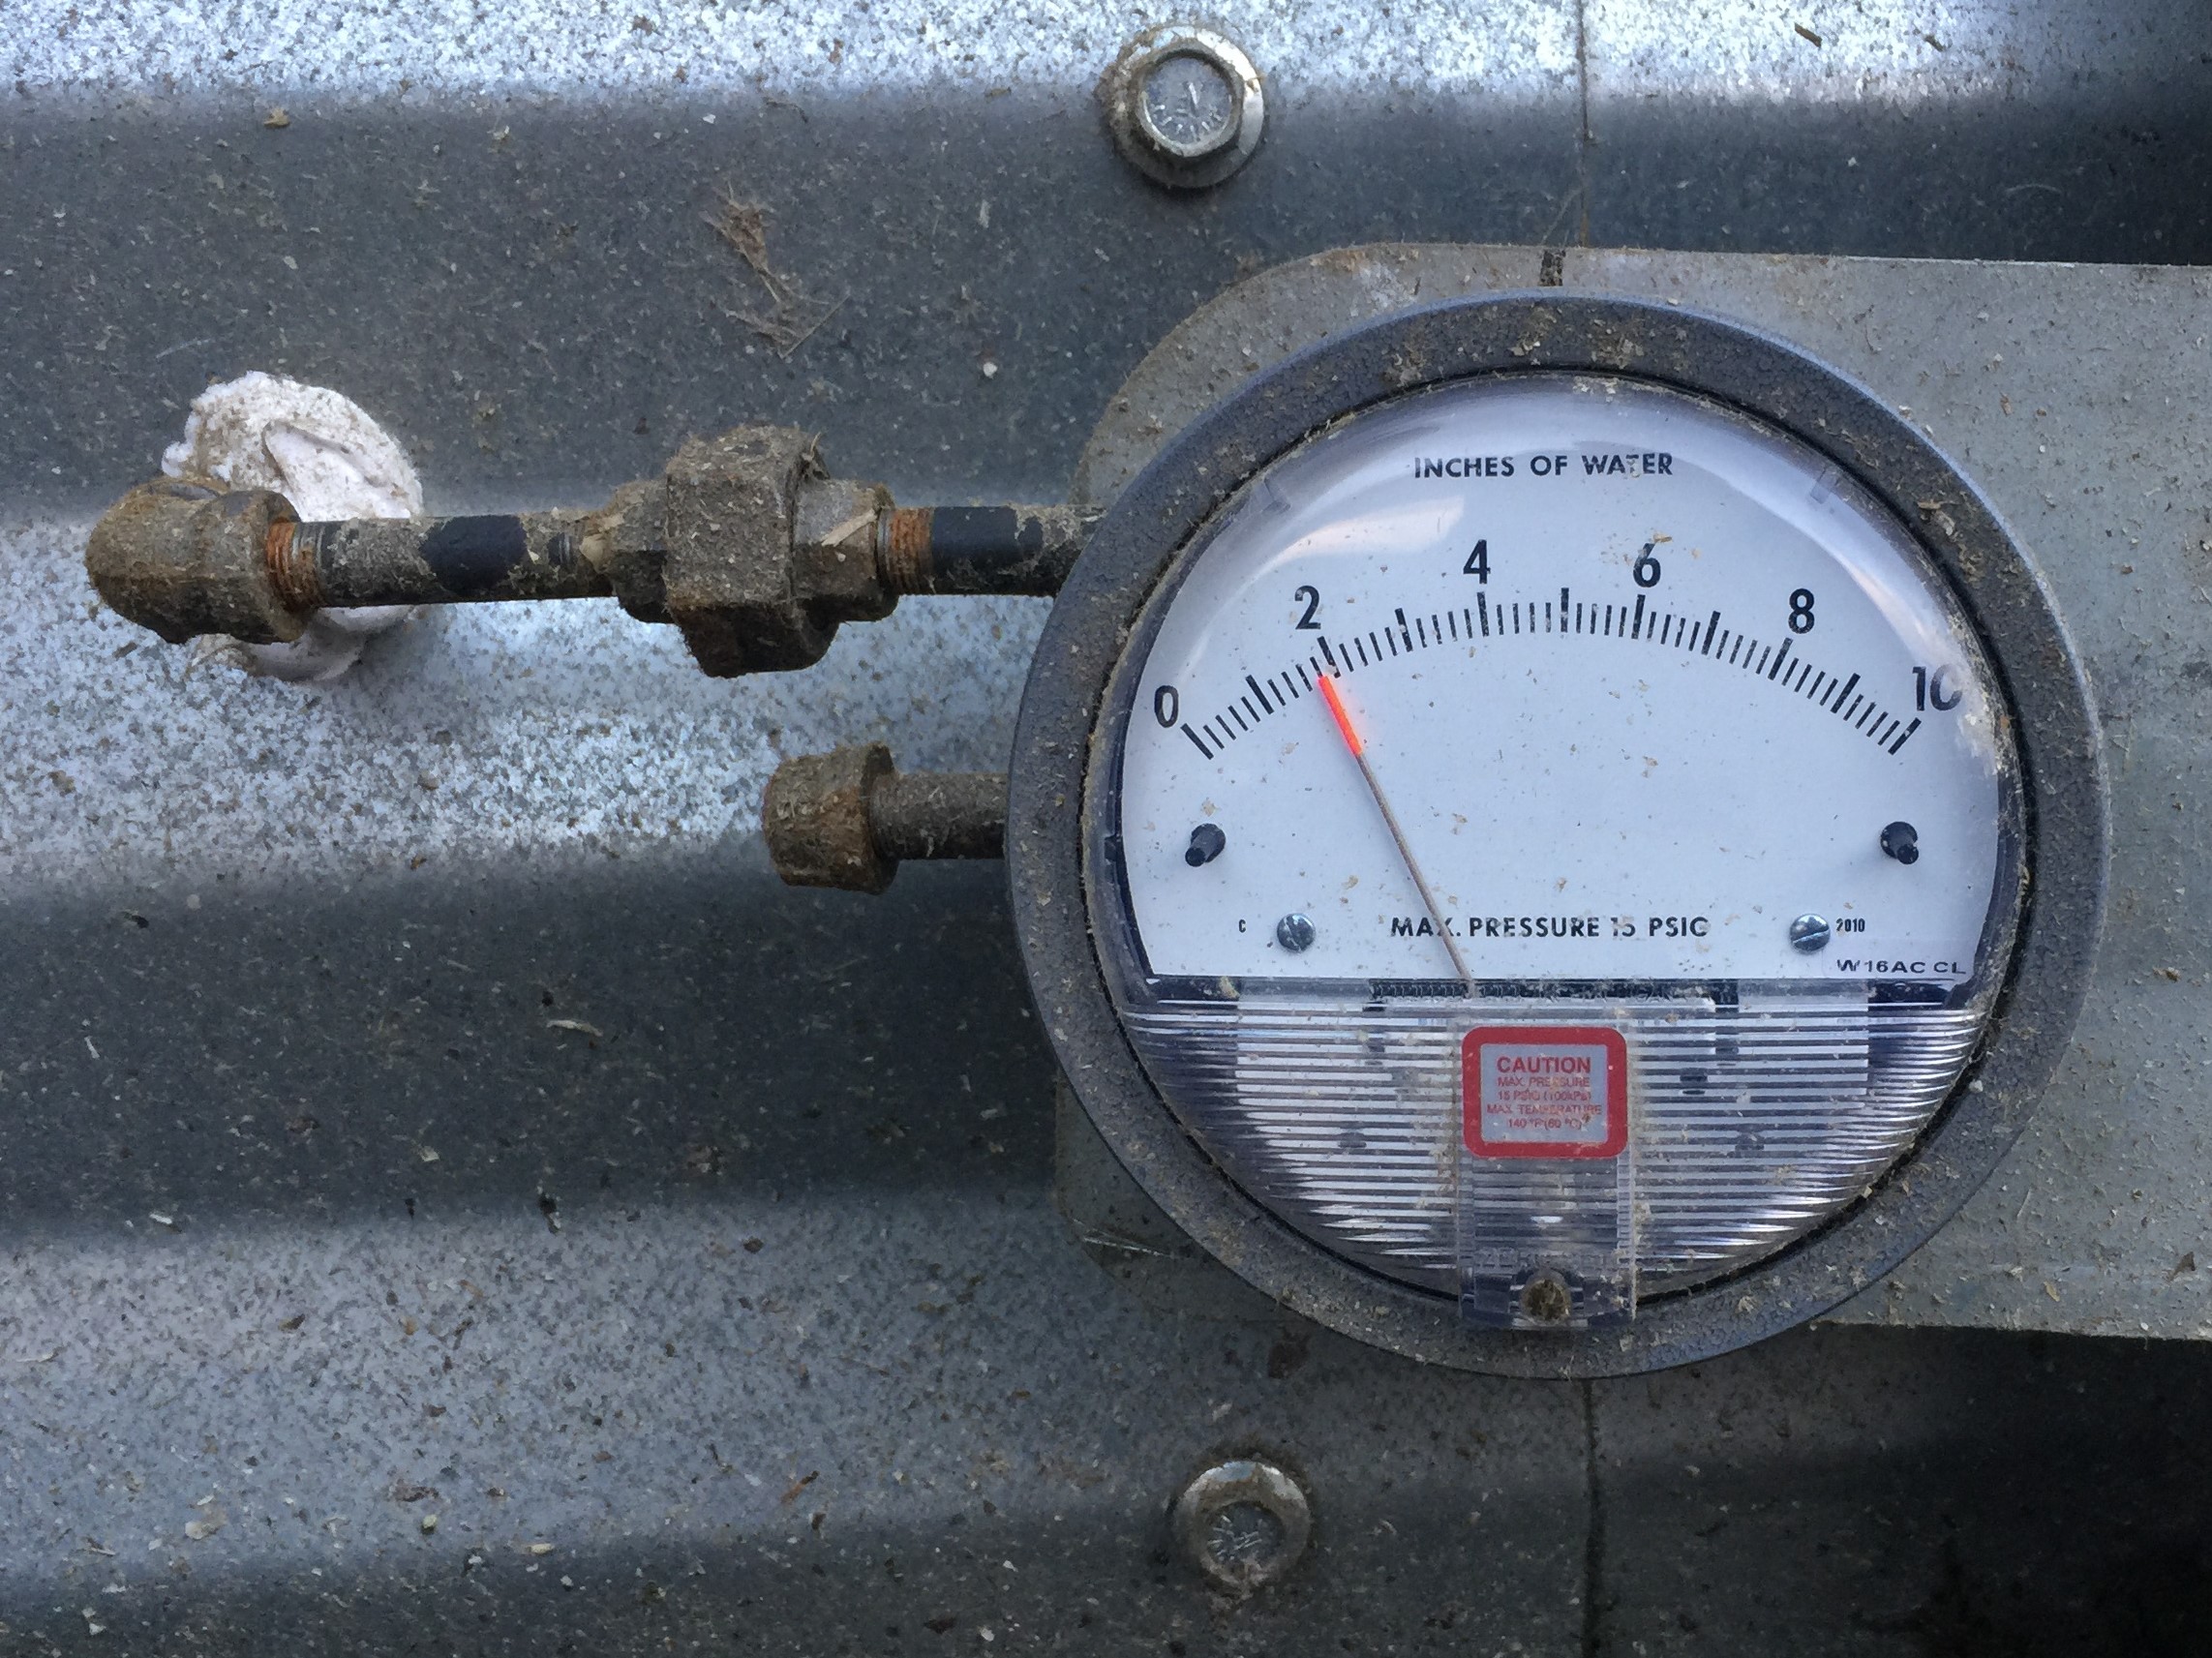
xmin=1463 ymin=1026 xmax=1628 ymax=1160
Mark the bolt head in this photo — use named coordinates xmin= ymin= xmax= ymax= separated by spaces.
xmin=1136 ymin=49 xmax=1240 ymax=161
xmin=1788 ymin=914 xmax=1833 ymax=952
xmin=1276 ymin=913 xmax=1316 ymax=952
xmin=1171 ymin=1460 xmax=1312 ymax=1594
xmin=1103 ymin=27 xmax=1264 ymax=190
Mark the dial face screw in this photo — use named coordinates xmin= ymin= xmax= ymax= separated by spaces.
xmin=1789 ymin=914 xmax=1833 ymax=952
xmin=1185 ymin=823 xmax=1227 ymax=866
xmin=1275 ymin=913 xmax=1316 ymax=952
xmin=1170 ymin=1460 xmax=1312 ymax=1595
xmin=1880 ymin=820 xmax=1922 ymax=864
xmin=1101 ymin=26 xmax=1265 ymax=190
xmin=1520 ymin=1270 xmax=1573 ymax=1325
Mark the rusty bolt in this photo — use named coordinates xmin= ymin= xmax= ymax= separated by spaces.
xmin=1171 ymin=1459 xmax=1311 ymax=1594
xmin=763 ymin=745 xmax=1006 ymax=893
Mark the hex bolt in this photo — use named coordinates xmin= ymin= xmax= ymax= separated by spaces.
xmin=1185 ymin=824 xmax=1227 ymax=866
xmin=1789 ymin=914 xmax=1833 ymax=953
xmin=1137 ymin=51 xmax=1238 ymax=160
xmin=764 ymin=745 xmax=1006 ymax=894
xmin=1275 ymin=913 xmax=1316 ymax=952
xmin=1880 ymin=820 xmax=1922 ymax=864
xmin=1101 ymin=26 xmax=1265 ymax=190
xmin=1170 ymin=1460 xmax=1312 ymax=1595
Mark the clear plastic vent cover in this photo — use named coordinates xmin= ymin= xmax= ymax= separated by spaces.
xmin=1092 ymin=376 xmax=2023 ymax=1326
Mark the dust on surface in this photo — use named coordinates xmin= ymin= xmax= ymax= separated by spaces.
xmin=707 ymin=191 xmax=841 ymax=358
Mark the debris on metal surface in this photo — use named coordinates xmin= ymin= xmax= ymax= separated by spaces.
xmin=707 ymin=191 xmax=843 ymax=358
xmin=14 ymin=0 xmax=2212 ymax=1640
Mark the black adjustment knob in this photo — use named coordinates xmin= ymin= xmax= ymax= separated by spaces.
xmin=1185 ymin=824 xmax=1227 ymax=867
xmin=1880 ymin=821 xmax=1921 ymax=865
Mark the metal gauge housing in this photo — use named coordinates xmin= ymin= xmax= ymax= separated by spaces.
xmin=1010 ymin=296 xmax=2105 ymax=1376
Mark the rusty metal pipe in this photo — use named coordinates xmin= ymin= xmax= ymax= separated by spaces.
xmin=875 ymin=504 xmax=1097 ymax=596
xmin=88 ymin=425 xmax=1101 ymax=674
xmin=89 ymin=484 xmax=630 ymax=645
xmin=868 ymin=769 xmax=1006 ymax=861
xmin=273 ymin=514 xmax=618 ymax=609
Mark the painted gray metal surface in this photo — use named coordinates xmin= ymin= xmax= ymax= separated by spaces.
xmin=13 ymin=243 xmax=2195 ymax=1349
xmin=9 ymin=0 xmax=2212 ymax=1648
xmin=2 ymin=248 xmax=2204 ymax=1643
xmin=0 ymin=520 xmax=1041 ymax=886
xmin=7 ymin=1 xmax=2212 ymax=516
xmin=0 ymin=1 xmax=1575 ymax=100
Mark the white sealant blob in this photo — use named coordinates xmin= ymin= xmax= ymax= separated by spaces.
xmin=162 ymin=372 xmax=424 ymax=681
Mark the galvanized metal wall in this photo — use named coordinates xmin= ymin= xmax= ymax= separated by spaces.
xmin=5 ymin=3 xmax=2212 ymax=1651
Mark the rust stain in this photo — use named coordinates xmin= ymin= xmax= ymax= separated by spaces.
xmin=263 ymin=517 xmax=321 ymax=611
xmin=879 ymin=506 xmax=934 ymax=593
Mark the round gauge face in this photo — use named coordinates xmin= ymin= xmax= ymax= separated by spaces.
xmin=1089 ymin=374 xmax=2024 ymax=1321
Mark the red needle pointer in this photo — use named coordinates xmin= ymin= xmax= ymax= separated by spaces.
xmin=1317 ymin=674 xmax=1472 ymax=984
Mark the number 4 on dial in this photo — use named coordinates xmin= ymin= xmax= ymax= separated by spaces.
xmin=1462 ymin=539 xmax=1490 ymax=583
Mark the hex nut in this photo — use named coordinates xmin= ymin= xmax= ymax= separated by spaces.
xmin=765 ymin=746 xmax=1007 ymax=891
xmin=659 ymin=425 xmax=831 ymax=678
xmin=793 ymin=475 xmax=896 ymax=623
xmin=1101 ymin=26 xmax=1264 ymax=190
xmin=764 ymin=743 xmax=897 ymax=894
xmin=1170 ymin=1459 xmax=1311 ymax=1594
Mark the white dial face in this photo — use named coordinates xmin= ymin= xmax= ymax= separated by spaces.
xmin=1111 ymin=377 xmax=2014 ymax=991
xmin=1090 ymin=372 xmax=2025 ymax=1307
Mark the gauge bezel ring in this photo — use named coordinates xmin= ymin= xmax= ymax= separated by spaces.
xmin=1007 ymin=293 xmax=2106 ymax=1378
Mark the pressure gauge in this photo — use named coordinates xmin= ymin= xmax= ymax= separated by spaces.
xmin=1012 ymin=296 xmax=2104 ymax=1376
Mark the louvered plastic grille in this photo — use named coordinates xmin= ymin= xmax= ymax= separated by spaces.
xmin=1124 ymin=986 xmax=1983 ymax=1297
